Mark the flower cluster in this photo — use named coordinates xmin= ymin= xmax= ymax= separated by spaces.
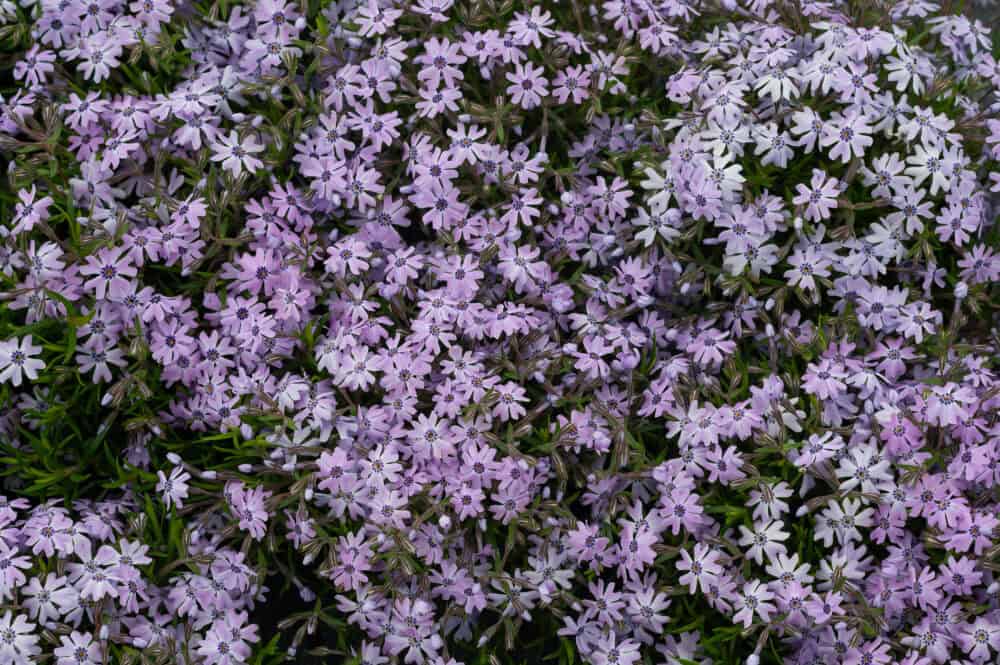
xmin=0 ymin=493 xmax=262 ymax=665
xmin=1 ymin=0 xmax=1000 ymax=663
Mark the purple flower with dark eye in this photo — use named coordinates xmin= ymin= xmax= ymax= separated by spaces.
xmin=793 ymin=168 xmax=840 ymax=222
xmin=506 ymin=62 xmax=548 ymax=109
xmin=12 ymin=186 xmax=54 ymax=233
xmin=227 ymin=482 xmax=271 ymax=541
xmin=79 ymin=246 xmax=137 ymax=301
xmin=0 ymin=0 xmax=999 ymax=662
xmin=553 ymin=65 xmax=591 ymax=104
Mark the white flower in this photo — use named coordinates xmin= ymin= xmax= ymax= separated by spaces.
xmin=754 ymin=66 xmax=800 ymax=102
xmin=0 ymin=336 xmax=44 ymax=387
xmin=632 ymin=206 xmax=681 ymax=246
xmin=753 ymin=122 xmax=795 ymax=168
xmin=210 ymin=131 xmax=265 ymax=177
xmin=904 ymin=144 xmax=952 ymax=195
xmin=0 ymin=611 xmax=41 ymax=664
xmin=738 ymin=519 xmax=790 ymax=564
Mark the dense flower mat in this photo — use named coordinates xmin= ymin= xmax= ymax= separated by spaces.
xmin=1 ymin=0 xmax=1000 ymax=662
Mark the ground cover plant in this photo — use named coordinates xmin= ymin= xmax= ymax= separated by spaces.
xmin=1 ymin=0 xmax=1000 ymax=662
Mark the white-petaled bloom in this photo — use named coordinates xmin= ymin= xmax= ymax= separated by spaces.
xmin=640 ymin=164 xmax=678 ymax=212
xmin=754 ymin=66 xmax=800 ymax=102
xmin=747 ymin=481 xmax=794 ymax=523
xmin=156 ymin=466 xmax=192 ymax=509
xmin=0 ymin=336 xmax=45 ymax=387
xmin=54 ymin=630 xmax=101 ymax=665
xmin=765 ymin=551 xmax=815 ymax=586
xmin=0 ymin=611 xmax=41 ymax=664
xmin=21 ymin=575 xmax=78 ymax=626
xmin=899 ymin=107 xmax=953 ymax=148
xmin=633 ymin=206 xmax=681 ymax=246
xmin=883 ymin=53 xmax=932 ymax=95
xmin=785 ymin=246 xmax=832 ymax=292
xmin=703 ymin=81 xmax=748 ymax=126
xmin=724 ymin=240 xmax=780 ymax=279
xmin=788 ymin=107 xmax=825 ymax=153
xmin=886 ymin=185 xmax=934 ymax=234
xmin=701 ymin=119 xmax=752 ymax=157
xmin=816 ymin=497 xmax=875 ymax=546
xmin=210 ymin=131 xmax=265 ymax=176
xmin=738 ymin=520 xmax=790 ymax=564
xmin=753 ymin=122 xmax=795 ymax=168
xmin=701 ymin=153 xmax=746 ymax=202
xmin=733 ymin=580 xmax=776 ymax=628
xmin=820 ymin=109 xmax=873 ymax=163
xmin=836 ymin=443 xmax=893 ymax=493
xmin=860 ymin=152 xmax=909 ymax=199
xmin=904 ymin=144 xmax=952 ymax=195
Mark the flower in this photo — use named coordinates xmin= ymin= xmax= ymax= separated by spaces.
xmin=0 ymin=336 xmax=44 ymax=387
xmin=793 ymin=169 xmax=840 ymax=222
xmin=733 ymin=580 xmax=776 ymax=628
xmin=738 ymin=520 xmax=790 ymax=564
xmin=821 ymin=110 xmax=874 ymax=162
xmin=80 ymin=246 xmax=138 ymax=301
xmin=0 ymin=612 xmax=40 ymax=664
xmin=506 ymin=62 xmax=548 ymax=109
xmin=54 ymin=631 xmax=101 ymax=665
xmin=785 ymin=246 xmax=832 ymax=292
xmin=592 ymin=633 xmax=641 ymax=665
xmin=156 ymin=466 xmax=191 ymax=509
xmin=210 ymin=131 xmax=265 ymax=176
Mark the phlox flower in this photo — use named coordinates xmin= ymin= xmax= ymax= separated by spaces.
xmin=210 ymin=131 xmax=265 ymax=177
xmin=0 ymin=336 xmax=44 ymax=387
